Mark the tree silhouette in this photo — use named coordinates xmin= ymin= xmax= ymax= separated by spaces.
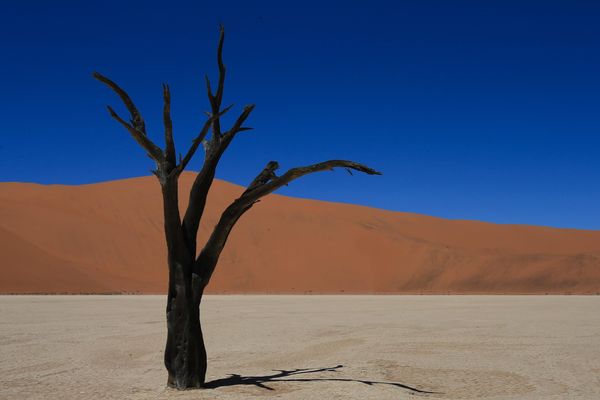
xmin=94 ymin=26 xmax=380 ymax=390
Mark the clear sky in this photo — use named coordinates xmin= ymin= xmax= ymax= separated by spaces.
xmin=1 ymin=1 xmax=599 ymax=229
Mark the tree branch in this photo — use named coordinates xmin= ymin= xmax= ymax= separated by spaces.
xmin=95 ymin=75 xmax=190 ymax=257
xmin=181 ymin=26 xmax=257 ymax=255
xmin=205 ymin=74 xmax=216 ymax=111
xmin=194 ymin=159 xmax=381 ymax=286
xmin=176 ymin=104 xmax=233 ymax=174
xmin=215 ymin=24 xmax=226 ymax=108
xmin=205 ymin=25 xmax=227 ymax=138
xmin=246 ymin=161 xmax=279 ymax=192
xmin=94 ymin=72 xmax=164 ymax=161
xmin=93 ymin=72 xmax=147 ymax=134
xmin=245 ymin=160 xmax=381 ymax=201
xmin=223 ymin=104 xmax=255 ymax=140
xmin=179 ymin=27 xmax=241 ymax=251
xmin=163 ymin=83 xmax=176 ymax=165
xmin=105 ymin=106 xmax=164 ymax=161
xmin=181 ymin=103 xmax=255 ymax=255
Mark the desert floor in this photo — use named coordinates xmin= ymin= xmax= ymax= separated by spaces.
xmin=1 ymin=296 xmax=599 ymax=399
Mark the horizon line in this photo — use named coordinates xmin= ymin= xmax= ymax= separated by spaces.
xmin=2 ymin=173 xmax=599 ymax=233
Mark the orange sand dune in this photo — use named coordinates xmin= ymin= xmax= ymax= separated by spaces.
xmin=1 ymin=173 xmax=599 ymax=294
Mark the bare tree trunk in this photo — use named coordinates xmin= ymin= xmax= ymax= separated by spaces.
xmin=164 ymin=259 xmax=207 ymax=389
xmin=161 ymin=176 xmax=209 ymax=389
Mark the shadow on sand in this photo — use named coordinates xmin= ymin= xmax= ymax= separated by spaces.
xmin=204 ymin=364 xmax=439 ymax=394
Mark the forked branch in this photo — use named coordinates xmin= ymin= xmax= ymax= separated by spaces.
xmin=181 ymin=102 xmax=255 ymax=255
xmin=223 ymin=104 xmax=255 ymax=140
xmin=95 ymin=71 xmax=226 ymax=177
xmin=93 ymin=72 xmax=147 ymax=134
xmin=246 ymin=161 xmax=279 ymax=192
xmin=245 ymin=160 xmax=381 ymax=201
xmin=205 ymin=25 xmax=227 ymax=137
xmin=194 ymin=160 xmax=381 ymax=286
xmin=94 ymin=72 xmax=164 ymax=162
xmin=105 ymin=105 xmax=164 ymax=162
xmin=176 ymin=104 xmax=234 ymax=174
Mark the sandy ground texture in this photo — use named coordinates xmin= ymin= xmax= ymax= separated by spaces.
xmin=1 ymin=295 xmax=599 ymax=399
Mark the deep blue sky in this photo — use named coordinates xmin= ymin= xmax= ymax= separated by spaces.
xmin=1 ymin=1 xmax=599 ymax=229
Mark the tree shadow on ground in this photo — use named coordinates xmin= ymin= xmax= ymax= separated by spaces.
xmin=203 ymin=364 xmax=439 ymax=394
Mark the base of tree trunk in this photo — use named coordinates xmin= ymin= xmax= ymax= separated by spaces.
xmin=166 ymin=373 xmax=205 ymax=390
xmin=164 ymin=282 xmax=207 ymax=390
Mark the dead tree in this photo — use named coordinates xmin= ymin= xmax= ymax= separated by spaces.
xmin=94 ymin=26 xmax=380 ymax=390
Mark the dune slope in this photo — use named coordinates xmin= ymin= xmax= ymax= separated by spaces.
xmin=0 ymin=173 xmax=599 ymax=294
